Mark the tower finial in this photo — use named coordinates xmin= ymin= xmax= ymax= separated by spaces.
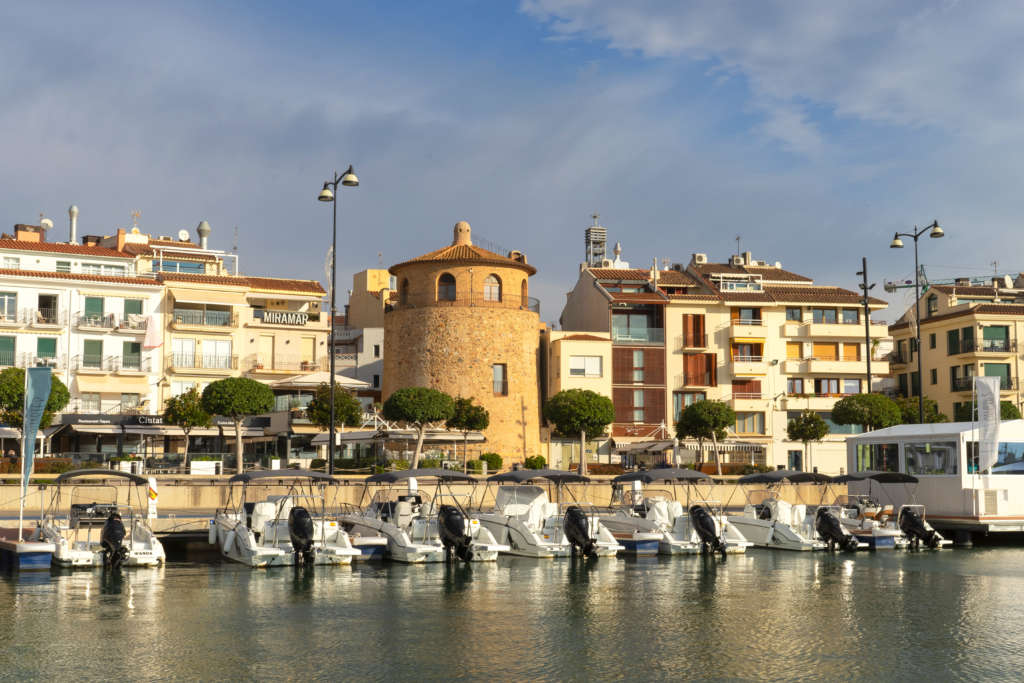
xmin=592 ymin=212 xmax=600 ymax=226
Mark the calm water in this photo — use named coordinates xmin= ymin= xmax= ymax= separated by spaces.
xmin=1 ymin=549 xmax=1023 ymax=681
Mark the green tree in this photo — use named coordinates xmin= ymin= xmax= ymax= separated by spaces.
xmin=543 ymin=389 xmax=614 ymax=476
xmin=893 ymin=396 xmax=949 ymax=424
xmin=382 ymin=387 xmax=455 ymax=469
xmin=163 ymin=387 xmax=211 ymax=470
xmin=0 ymin=367 xmax=70 ymax=459
xmin=953 ymin=401 xmax=1023 ymax=421
xmin=676 ymin=400 xmax=735 ymax=476
xmin=306 ymin=381 xmax=363 ymax=450
xmin=201 ymin=377 xmax=274 ymax=474
xmin=446 ymin=397 xmax=490 ymax=473
xmin=786 ymin=410 xmax=830 ymax=472
xmin=831 ymin=393 xmax=902 ymax=432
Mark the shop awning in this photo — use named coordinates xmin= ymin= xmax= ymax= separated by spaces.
xmin=289 ymin=425 xmax=326 ymax=435
xmin=312 ymin=430 xmax=379 ymax=444
xmin=75 ymin=375 xmax=152 ymax=394
xmin=70 ymin=425 xmax=122 ymax=435
xmin=271 ymin=372 xmax=370 ymax=389
xmin=124 ymin=426 xmax=186 ymax=437
xmin=168 ymin=287 xmax=248 ymax=306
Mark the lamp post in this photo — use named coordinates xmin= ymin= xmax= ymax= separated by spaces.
xmin=890 ymin=220 xmax=943 ymax=424
xmin=318 ymin=165 xmax=359 ymax=475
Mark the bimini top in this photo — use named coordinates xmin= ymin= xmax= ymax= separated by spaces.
xmin=365 ymin=468 xmax=477 ymax=483
xmin=487 ymin=469 xmax=590 ymax=484
xmin=831 ymin=470 xmax=919 ymax=484
xmin=612 ymin=467 xmax=711 ymax=484
xmin=228 ymin=470 xmax=338 ymax=484
xmin=737 ymin=469 xmax=831 ymax=484
xmin=55 ymin=469 xmax=149 ymax=485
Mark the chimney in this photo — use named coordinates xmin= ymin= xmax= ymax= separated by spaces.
xmin=744 ymin=250 xmax=753 ymax=265
xmin=69 ymin=205 xmax=79 ymax=244
xmin=12 ymin=224 xmax=43 ymax=242
xmin=116 ymin=228 xmax=127 ymax=252
xmin=992 ymin=277 xmax=1002 ymax=289
xmin=196 ymin=220 xmax=211 ymax=250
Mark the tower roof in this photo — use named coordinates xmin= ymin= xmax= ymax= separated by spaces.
xmin=389 ymin=221 xmax=536 ymax=275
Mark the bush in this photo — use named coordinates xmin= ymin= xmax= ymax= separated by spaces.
xmin=480 ymin=452 xmax=503 ymax=472
xmin=573 ymin=463 xmax=623 ymax=476
xmin=390 ymin=459 xmax=410 ymax=471
xmin=523 ymin=455 xmax=546 ymax=469
xmin=419 ymin=458 xmax=441 ymax=469
xmin=311 ymin=458 xmax=327 ymax=470
xmin=465 ymin=459 xmax=483 ymax=474
xmin=334 ymin=456 xmax=376 ymax=472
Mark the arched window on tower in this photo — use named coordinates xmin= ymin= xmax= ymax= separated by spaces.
xmin=400 ymin=278 xmax=409 ymax=305
xmin=438 ymin=273 xmax=456 ymax=301
xmin=521 ymin=279 xmax=528 ymax=307
xmin=484 ymin=274 xmax=502 ymax=302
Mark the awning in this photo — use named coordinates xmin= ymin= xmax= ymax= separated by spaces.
xmin=272 ymin=372 xmax=370 ymax=389
xmin=76 ymin=375 xmax=152 ymax=394
xmin=732 ymin=337 xmax=765 ymax=344
xmin=247 ymin=292 xmax=322 ymax=302
xmin=0 ymin=428 xmax=19 ymax=439
xmin=70 ymin=425 xmax=122 ymax=435
xmin=289 ymin=425 xmax=326 ymax=435
xmin=313 ymin=430 xmax=378 ymax=445
xmin=124 ymin=426 xmax=186 ymax=436
xmin=168 ymin=287 xmax=248 ymax=306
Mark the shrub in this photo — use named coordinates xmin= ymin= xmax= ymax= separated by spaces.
xmin=480 ymin=452 xmax=503 ymax=472
xmin=311 ymin=458 xmax=327 ymax=470
xmin=465 ymin=459 xmax=483 ymax=474
xmin=390 ymin=459 xmax=410 ymax=471
xmin=419 ymin=458 xmax=441 ymax=469
xmin=576 ymin=463 xmax=623 ymax=476
xmin=523 ymin=455 xmax=546 ymax=470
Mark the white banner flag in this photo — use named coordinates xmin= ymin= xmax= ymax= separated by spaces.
xmin=976 ymin=376 xmax=1001 ymax=473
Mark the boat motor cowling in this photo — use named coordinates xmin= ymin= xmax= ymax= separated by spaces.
xmin=563 ymin=505 xmax=597 ymax=558
xmin=438 ymin=505 xmax=474 ymax=562
xmin=688 ymin=505 xmax=726 ymax=559
xmin=101 ymin=511 xmax=128 ymax=569
xmin=815 ymin=507 xmax=859 ymax=552
xmin=898 ymin=507 xmax=941 ymax=549
xmin=288 ymin=506 xmax=316 ymax=564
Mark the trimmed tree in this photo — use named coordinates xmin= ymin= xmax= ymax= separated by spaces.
xmin=543 ymin=389 xmax=614 ymax=476
xmin=953 ymin=400 xmax=1023 ymax=421
xmin=0 ymin=367 xmax=70 ymax=458
xmin=163 ymin=387 xmax=211 ymax=470
xmin=786 ymin=410 xmax=830 ymax=472
xmin=201 ymin=377 xmax=274 ymax=474
xmin=676 ymin=400 xmax=734 ymax=476
xmin=446 ymin=397 xmax=490 ymax=473
xmin=893 ymin=396 xmax=949 ymax=424
xmin=382 ymin=387 xmax=455 ymax=469
xmin=831 ymin=393 xmax=901 ymax=432
xmin=306 ymin=383 xmax=363 ymax=465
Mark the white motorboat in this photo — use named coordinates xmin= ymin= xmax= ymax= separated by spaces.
xmin=603 ymin=468 xmax=752 ymax=557
xmin=476 ymin=469 xmax=620 ymax=558
xmin=833 ymin=471 xmax=951 ymax=549
xmin=31 ymin=469 xmax=165 ymax=569
xmin=338 ymin=469 xmax=508 ymax=563
xmin=726 ymin=470 xmax=830 ymax=551
xmin=210 ymin=471 xmax=367 ymax=567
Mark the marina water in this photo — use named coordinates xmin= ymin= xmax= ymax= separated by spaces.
xmin=2 ymin=549 xmax=1024 ymax=681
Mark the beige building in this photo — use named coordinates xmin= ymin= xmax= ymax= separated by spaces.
xmin=889 ymin=276 xmax=1024 ymax=419
xmin=382 ymin=221 xmax=542 ymax=465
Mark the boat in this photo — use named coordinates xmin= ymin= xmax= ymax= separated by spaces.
xmin=30 ymin=470 xmax=165 ymax=568
xmin=210 ymin=471 xmax=367 ymax=567
xmin=338 ymin=469 xmax=508 ymax=563
xmin=832 ymin=471 xmax=950 ymax=549
xmin=726 ymin=470 xmax=830 ymax=551
xmin=603 ymin=468 xmax=752 ymax=557
xmin=476 ymin=469 xmax=621 ymax=558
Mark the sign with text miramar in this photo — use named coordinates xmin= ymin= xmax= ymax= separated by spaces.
xmin=254 ymin=310 xmax=309 ymax=326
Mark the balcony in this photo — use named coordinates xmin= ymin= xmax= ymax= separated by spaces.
xmin=952 ymin=376 xmax=1016 ymax=392
xmin=890 ymin=352 xmax=909 ymax=366
xmin=676 ymin=333 xmax=708 ymax=350
xmin=166 ymin=353 xmax=239 ymax=372
xmin=26 ymin=307 xmax=65 ymax=328
xmin=676 ymin=372 xmax=715 ymax=388
xmin=0 ymin=349 xmax=14 ymax=367
xmin=0 ymin=312 xmax=19 ymax=328
xmin=114 ymin=314 xmax=148 ymax=333
xmin=171 ymin=308 xmax=237 ymax=330
xmin=334 ymin=352 xmax=357 ymax=368
xmin=979 ymin=339 xmax=1016 ymax=354
xmin=612 ymin=328 xmax=665 ymax=345
xmin=731 ymin=355 xmax=766 ymax=375
xmin=113 ymin=355 xmax=151 ymax=374
xmin=784 ymin=320 xmax=888 ymax=338
xmin=805 ymin=358 xmax=868 ymax=374
xmin=17 ymin=353 xmax=67 ymax=370
xmin=947 ymin=338 xmax=976 ymax=356
xmin=76 ymin=313 xmax=117 ymax=330
xmin=73 ymin=354 xmax=116 ymax=373
xmin=247 ymin=355 xmax=328 ymax=373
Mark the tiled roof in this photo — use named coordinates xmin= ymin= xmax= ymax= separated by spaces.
xmin=158 ymin=272 xmax=325 ymax=295
xmin=664 ymin=293 xmax=721 ymax=301
xmin=656 ymin=270 xmax=699 ymax=285
xmin=560 ymin=334 xmax=609 ymax=342
xmin=721 ymin=291 xmax=775 ymax=302
xmin=246 ymin=276 xmax=325 ymax=295
xmin=608 ymin=292 xmax=667 ymax=304
xmin=149 ymin=239 xmax=201 ymax=249
xmin=693 ymin=262 xmax=813 ymax=283
xmin=590 ymin=268 xmax=652 ymax=281
xmin=890 ymin=303 xmax=1024 ymax=332
xmin=928 ymin=284 xmax=1024 ymax=298
xmin=765 ymin=286 xmax=886 ymax=306
xmin=123 ymin=243 xmax=217 ymax=260
xmin=0 ymin=239 xmax=131 ymax=258
xmin=391 ymin=242 xmax=536 ymax=275
xmin=0 ymin=268 xmax=160 ymax=286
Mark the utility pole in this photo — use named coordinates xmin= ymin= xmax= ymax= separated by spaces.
xmin=857 ymin=257 xmax=875 ymax=393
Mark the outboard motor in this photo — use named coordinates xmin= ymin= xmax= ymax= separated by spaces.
xmin=815 ymin=507 xmax=859 ymax=552
xmin=898 ymin=507 xmax=941 ymax=550
xmin=101 ymin=512 xmax=128 ymax=570
xmin=288 ymin=506 xmax=316 ymax=565
xmin=563 ymin=505 xmax=597 ymax=559
xmin=689 ymin=505 xmax=726 ymax=559
xmin=438 ymin=505 xmax=474 ymax=562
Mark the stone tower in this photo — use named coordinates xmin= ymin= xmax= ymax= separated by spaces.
xmin=383 ymin=221 xmax=541 ymax=465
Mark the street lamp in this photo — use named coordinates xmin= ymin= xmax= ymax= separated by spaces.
xmin=890 ymin=219 xmax=943 ymax=423
xmin=318 ymin=165 xmax=359 ymax=475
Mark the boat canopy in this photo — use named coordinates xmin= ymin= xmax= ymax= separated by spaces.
xmin=487 ymin=469 xmax=590 ymax=484
xmin=831 ymin=470 xmax=919 ymax=484
xmin=736 ymin=469 xmax=831 ymax=484
xmin=612 ymin=467 xmax=711 ymax=484
xmin=54 ymin=469 xmax=149 ymax=485
xmin=365 ymin=468 xmax=477 ymax=483
xmin=228 ymin=470 xmax=338 ymax=484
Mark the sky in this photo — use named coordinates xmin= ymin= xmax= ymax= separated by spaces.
xmin=3 ymin=0 xmax=1024 ymax=324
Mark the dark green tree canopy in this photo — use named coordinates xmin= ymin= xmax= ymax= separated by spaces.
xmin=543 ymin=389 xmax=614 ymax=438
xmin=0 ymin=367 xmax=70 ymax=430
xmin=893 ymin=396 xmax=949 ymax=424
xmin=201 ymin=377 xmax=274 ymax=419
xmin=676 ymin=400 xmax=734 ymax=443
xmin=306 ymin=383 xmax=363 ymax=430
xmin=787 ymin=410 xmax=830 ymax=444
xmin=447 ymin=397 xmax=490 ymax=433
xmin=163 ymin=387 xmax=212 ymax=431
xmin=382 ymin=387 xmax=455 ymax=426
xmin=831 ymin=393 xmax=901 ymax=431
xmin=953 ymin=401 xmax=1023 ymax=421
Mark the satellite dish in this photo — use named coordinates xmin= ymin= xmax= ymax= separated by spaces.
xmin=40 ymin=218 xmax=54 ymax=230
xmin=177 ymin=229 xmax=190 ymax=241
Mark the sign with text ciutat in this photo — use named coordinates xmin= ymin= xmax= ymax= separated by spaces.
xmin=254 ymin=310 xmax=308 ymax=326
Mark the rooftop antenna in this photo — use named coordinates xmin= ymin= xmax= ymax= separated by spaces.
xmin=992 ymin=260 xmax=999 ymax=275
xmin=735 ymin=234 xmax=741 ymax=258
xmin=131 ymin=210 xmax=141 ymax=228
xmin=592 ymin=212 xmax=600 ymax=226
xmin=233 ymin=226 xmax=239 ymax=253
xmin=377 ymin=251 xmax=383 ymax=267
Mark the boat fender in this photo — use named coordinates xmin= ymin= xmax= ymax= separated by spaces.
xmin=223 ymin=529 xmax=235 ymax=555
xmin=208 ymin=519 xmax=218 ymax=545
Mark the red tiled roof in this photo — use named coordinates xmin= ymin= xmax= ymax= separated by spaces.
xmin=890 ymin=303 xmax=1024 ymax=332
xmin=391 ymin=242 xmax=536 ymax=275
xmin=560 ymin=333 xmax=609 ymax=342
xmin=609 ymin=292 xmax=667 ymax=304
xmin=158 ymin=272 xmax=325 ymax=295
xmin=928 ymin=284 xmax=1021 ymax=297
xmin=0 ymin=268 xmax=160 ymax=286
xmin=765 ymin=286 xmax=886 ymax=306
xmin=0 ymin=239 xmax=131 ymax=258
xmin=590 ymin=268 xmax=652 ymax=281
xmin=721 ymin=291 xmax=775 ymax=302
xmin=246 ymin=276 xmax=325 ymax=295
xmin=693 ymin=262 xmax=812 ymax=283
xmin=664 ymin=293 xmax=721 ymax=301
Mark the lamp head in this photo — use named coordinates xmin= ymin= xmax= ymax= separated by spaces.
xmin=890 ymin=234 xmax=904 ymax=249
xmin=341 ymin=164 xmax=359 ymax=187
xmin=929 ymin=221 xmax=944 ymax=238
xmin=318 ymin=183 xmax=334 ymax=202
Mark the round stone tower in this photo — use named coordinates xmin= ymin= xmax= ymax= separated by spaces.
xmin=383 ymin=221 xmax=541 ymax=465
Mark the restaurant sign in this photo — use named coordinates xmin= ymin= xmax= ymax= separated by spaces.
xmin=255 ymin=310 xmax=309 ymax=326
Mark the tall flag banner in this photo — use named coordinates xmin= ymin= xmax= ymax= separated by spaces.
xmin=147 ymin=477 xmax=159 ymax=520
xmin=142 ymin=314 xmax=162 ymax=349
xmin=21 ymin=367 xmax=52 ymax=497
xmin=975 ymin=375 xmax=1001 ymax=473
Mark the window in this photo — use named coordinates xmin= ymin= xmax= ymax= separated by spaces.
xmin=841 ymin=343 xmax=860 ymax=361
xmin=399 ymin=278 xmax=409 ymax=305
xmin=36 ymin=337 xmax=57 ymax=359
xmin=569 ymin=355 xmax=602 ymax=377
xmin=56 ymin=260 xmax=71 ymax=273
xmin=205 ymin=339 xmax=233 ymax=369
xmin=157 ymin=260 xmax=204 ymax=274
xmin=83 ymin=296 xmax=105 ymax=324
xmin=982 ymin=326 xmax=1010 ymax=352
xmin=80 ymin=392 xmax=100 ymax=412
xmin=373 ymin=344 xmax=381 ymax=358
xmin=926 ymin=294 xmax=938 ymax=317
xmin=930 ymin=368 xmax=937 ymax=385
xmin=3 ymin=257 xmax=20 ymax=269
xmin=0 ymin=292 xmax=16 ymax=322
xmin=734 ymin=412 xmax=765 ymax=434
xmin=812 ymin=308 xmax=837 ymax=324
xmin=787 ymin=450 xmax=803 ymax=470
xmin=733 ymin=307 xmax=761 ymax=324
xmin=612 ymin=310 xmax=662 ymax=343
xmin=896 ymin=339 xmax=907 ymax=362
xmin=682 ymin=313 xmax=706 ymax=347
xmin=929 ymin=333 xmax=936 ymax=349
xmin=373 ymin=374 xmax=380 ymax=388
xmin=492 ymin=363 xmax=508 ymax=395
xmin=984 ymin=363 xmax=1012 ymax=390
xmin=947 ymin=329 xmax=960 ymax=355
xmin=120 ymin=393 xmax=140 ymax=411
xmin=814 ymin=378 xmax=839 ymax=395
xmin=732 ymin=379 xmax=761 ymax=399
xmin=632 ymin=349 xmax=644 ymax=383
xmin=632 ymin=389 xmax=644 ymax=422
xmin=813 ymin=342 xmax=838 ymax=361
xmin=911 ymin=371 xmax=920 ymax=396
xmin=122 ymin=341 xmax=141 ymax=370
xmin=170 ymin=381 xmax=196 ymax=398
xmin=905 ymin=441 xmax=958 ymax=475
xmin=0 ymin=336 xmax=14 ymax=366
xmin=786 ymin=307 xmax=802 ymax=322
xmin=438 ymin=273 xmax=456 ymax=301
xmin=787 ymin=378 xmax=804 ymax=395
xmin=786 ymin=342 xmax=803 ymax=360
xmin=483 ymin=274 xmax=502 ymax=302
xmin=683 ymin=353 xmax=717 ymax=386
xmin=124 ymin=299 xmax=143 ymax=317
xmin=841 ymin=309 xmax=859 ymax=324
xmin=83 ymin=339 xmax=103 ymax=368
xmin=898 ymin=373 xmax=909 ymax=396
xmin=102 ymin=265 xmax=126 ymax=276
xmin=842 ymin=378 xmax=861 ymax=395
xmin=732 ymin=342 xmax=763 ymax=362
xmin=672 ymin=391 xmax=705 ymax=419
xmin=854 ymin=443 xmax=899 ymax=472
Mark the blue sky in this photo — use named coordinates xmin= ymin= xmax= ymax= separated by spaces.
xmin=3 ymin=1 xmax=1023 ymax=322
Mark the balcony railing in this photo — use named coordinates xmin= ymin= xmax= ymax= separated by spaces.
xmin=677 ymin=372 xmax=714 ymax=387
xmin=980 ymin=339 xmax=1016 ymax=353
xmin=0 ymin=349 xmax=14 ymax=367
xmin=116 ymin=314 xmax=148 ymax=331
xmin=172 ymin=309 xmax=236 ymax=327
xmin=953 ymin=376 xmax=1016 ymax=392
xmin=678 ymin=333 xmax=708 ymax=349
xmin=26 ymin=307 xmax=64 ymax=326
xmin=72 ymin=354 xmax=117 ymax=372
xmin=732 ymin=392 xmax=762 ymax=400
xmin=732 ymin=355 xmax=763 ymax=363
xmin=166 ymin=353 xmax=239 ymax=370
xmin=948 ymin=338 xmax=977 ymax=355
xmin=732 ymin=318 xmax=762 ymax=326
xmin=114 ymin=355 xmax=151 ymax=373
xmin=612 ymin=328 xmax=665 ymax=344
xmin=76 ymin=313 xmax=116 ymax=329
xmin=17 ymin=353 xmax=66 ymax=369
xmin=247 ymin=355 xmax=328 ymax=372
